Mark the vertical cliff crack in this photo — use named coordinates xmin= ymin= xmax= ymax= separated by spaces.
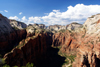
xmin=68 ymin=39 xmax=72 ymax=47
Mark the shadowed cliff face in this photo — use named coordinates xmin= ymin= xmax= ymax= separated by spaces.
xmin=4 ymin=33 xmax=65 ymax=67
xmin=0 ymin=30 xmax=27 ymax=56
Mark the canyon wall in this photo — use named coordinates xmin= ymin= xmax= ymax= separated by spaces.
xmin=52 ymin=14 xmax=100 ymax=67
xmin=4 ymin=33 xmax=52 ymax=67
xmin=0 ymin=30 xmax=27 ymax=55
xmin=52 ymin=29 xmax=85 ymax=55
xmin=73 ymin=14 xmax=100 ymax=67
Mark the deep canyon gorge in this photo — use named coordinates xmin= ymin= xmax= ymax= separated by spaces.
xmin=0 ymin=13 xmax=100 ymax=67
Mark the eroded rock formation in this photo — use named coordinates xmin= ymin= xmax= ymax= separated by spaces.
xmin=73 ymin=14 xmax=100 ymax=67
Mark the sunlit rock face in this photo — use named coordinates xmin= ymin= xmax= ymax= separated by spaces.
xmin=47 ymin=25 xmax=67 ymax=31
xmin=52 ymin=29 xmax=83 ymax=55
xmin=28 ymin=24 xmax=67 ymax=31
xmin=51 ymin=14 xmax=100 ymax=67
xmin=10 ymin=20 xmax=27 ymax=29
xmin=73 ymin=14 xmax=100 ymax=67
xmin=66 ymin=22 xmax=82 ymax=31
xmin=84 ymin=14 xmax=100 ymax=34
xmin=29 ymin=23 xmax=46 ymax=29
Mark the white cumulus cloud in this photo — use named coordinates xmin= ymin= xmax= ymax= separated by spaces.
xmin=19 ymin=12 xmax=22 ymax=15
xmin=8 ymin=4 xmax=100 ymax=26
xmin=22 ymin=16 xmax=27 ymax=21
xmin=9 ymin=16 xmax=20 ymax=21
xmin=42 ymin=4 xmax=100 ymax=25
xmin=4 ymin=10 xmax=8 ymax=12
xmin=21 ymin=16 xmax=29 ymax=24
xmin=28 ymin=16 xmax=42 ymax=23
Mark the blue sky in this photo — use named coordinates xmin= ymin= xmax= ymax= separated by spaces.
xmin=0 ymin=0 xmax=100 ymax=26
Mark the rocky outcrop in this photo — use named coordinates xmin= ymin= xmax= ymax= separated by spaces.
xmin=26 ymin=25 xmax=35 ymax=37
xmin=28 ymin=24 xmax=67 ymax=33
xmin=10 ymin=20 xmax=27 ymax=29
xmin=47 ymin=25 xmax=66 ymax=31
xmin=83 ymin=14 xmax=100 ymax=34
xmin=26 ymin=25 xmax=46 ymax=37
xmin=67 ymin=22 xmax=82 ymax=31
xmin=28 ymin=23 xmax=46 ymax=29
xmin=4 ymin=33 xmax=52 ymax=67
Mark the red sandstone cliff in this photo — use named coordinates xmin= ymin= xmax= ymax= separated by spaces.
xmin=52 ymin=29 xmax=85 ymax=55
